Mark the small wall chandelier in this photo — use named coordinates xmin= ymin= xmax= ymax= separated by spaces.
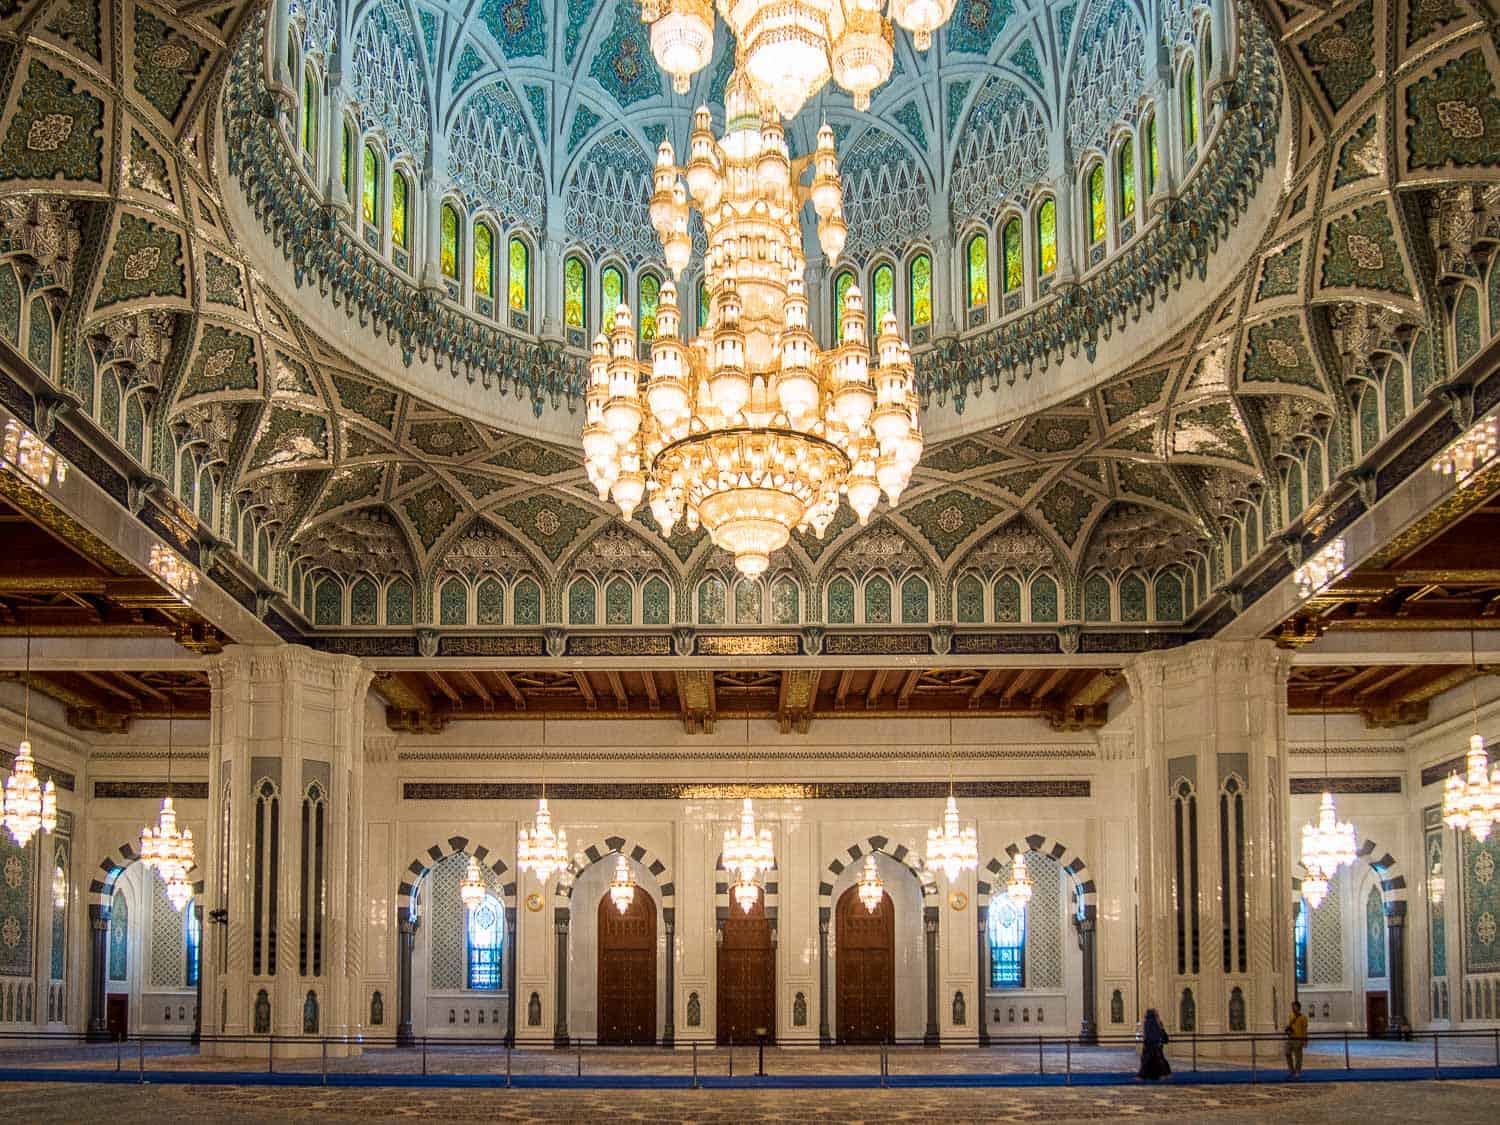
xmin=459 ymin=854 xmax=487 ymax=911
xmin=4 ymin=630 xmax=57 ymax=848
xmin=582 ymin=73 xmax=921 ymax=579
xmin=1005 ymin=851 xmax=1033 ymax=906
xmin=1299 ymin=694 xmax=1357 ymax=909
xmin=856 ymin=852 xmax=884 ymax=913
xmin=1442 ymin=628 xmax=1497 ymax=841
xmin=640 ymin=0 xmax=958 ymax=116
xmin=609 ymin=853 xmax=637 ymax=914
xmin=1431 ymin=416 xmax=1498 ymax=486
xmin=149 ymin=543 xmax=200 ymax=604
xmin=2 ymin=418 xmax=68 ymax=489
xmin=140 ymin=703 xmax=195 ymax=908
xmin=519 ymin=722 xmax=569 ymax=884
xmin=1293 ymin=538 xmax=1346 ymax=599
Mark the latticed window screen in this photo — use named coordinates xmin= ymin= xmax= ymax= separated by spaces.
xmin=427 ymin=854 xmax=503 ymax=991
xmin=1065 ymin=3 xmax=1147 ymax=155
xmin=839 ymin=133 xmax=931 ymax=264
xmin=1308 ymin=871 xmax=1344 ymax=985
xmin=989 ymin=852 xmax=1064 ymax=989
xmin=149 ymin=874 xmax=185 ymax=987
xmin=952 ymin=80 xmax=1048 ymax=220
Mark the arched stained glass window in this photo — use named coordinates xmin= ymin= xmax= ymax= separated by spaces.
xmin=513 ymin=577 xmax=541 ymax=624
xmin=909 ymin=253 xmax=931 ymax=328
xmin=989 ymin=896 xmax=1026 ymax=988
xmin=508 ymin=236 xmax=529 ymax=312
xmin=1002 ymin=218 xmax=1022 ymax=294
xmin=340 ymin=120 xmax=353 ymax=195
xmin=361 ymin=145 xmax=381 ymax=229
xmin=473 ymin=221 xmax=495 ymax=300
xmin=466 ymin=894 xmax=503 ymax=990
xmin=1202 ymin=20 xmax=1214 ymax=77
xmin=833 ymin=269 xmax=855 ymax=342
xmin=1087 ymin=164 xmax=1106 ymax=245
xmin=871 ymin=263 xmax=895 ymax=329
xmin=602 ymin=265 xmax=624 ymax=325
xmin=1294 ymin=902 xmax=1309 ymax=985
xmin=391 ymin=169 xmax=409 ymax=250
xmin=697 ymin=279 xmax=710 ymax=333
xmin=440 ymin=201 xmax=461 ymax=280
xmin=186 ymin=904 xmax=201 ymax=988
xmin=1117 ymin=138 xmax=1136 ymax=222
xmin=966 ymin=233 xmax=988 ymax=309
xmin=639 ymin=272 xmax=660 ymax=341
xmin=301 ymin=67 xmax=318 ymax=153
xmin=1145 ymin=114 xmax=1159 ymax=195
xmin=1036 ymin=198 xmax=1057 ymax=276
xmin=1182 ymin=62 xmax=1198 ymax=149
xmin=564 ymin=256 xmax=586 ymax=330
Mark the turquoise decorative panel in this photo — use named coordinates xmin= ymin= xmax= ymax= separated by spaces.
xmin=1455 ymin=285 xmax=1481 ymax=370
xmin=568 ymin=578 xmax=596 ymax=625
xmin=27 ymin=297 xmax=52 ymax=374
xmin=734 ymin=580 xmax=762 ymax=625
xmin=477 ymin=578 xmax=504 ymax=625
xmin=0 ymin=264 xmax=19 ymax=344
xmin=1120 ymin=574 xmax=1147 ymax=622
xmin=1411 ymin=331 xmax=1436 ymax=398
xmin=1359 ymin=384 xmax=1380 ymax=453
xmin=864 ymin=575 xmax=892 ymax=624
xmin=605 ymin=577 xmax=632 ymax=624
xmin=125 ymin=395 xmax=145 ymax=461
xmin=512 ymin=577 xmax=541 ymax=624
xmin=770 ymin=576 xmax=798 ymax=625
xmin=386 ymin=577 xmax=414 ymax=625
xmin=314 ymin=578 xmax=342 ymax=625
xmin=1030 ymin=574 xmax=1058 ymax=622
xmin=697 ymin=576 xmax=725 ymax=624
xmin=49 ymin=842 xmax=66 ymax=982
xmin=956 ymin=574 xmax=984 ymax=622
xmin=901 ymin=576 xmax=929 ymax=624
xmin=1083 ymin=574 xmax=1111 ymax=621
xmin=1155 ymin=572 xmax=1183 ymax=622
xmin=1366 ymin=885 xmax=1387 ymax=978
xmin=827 ymin=576 xmax=855 ymax=624
xmin=108 ymin=890 xmax=128 ymax=981
xmin=1383 ymin=362 xmax=1407 ymax=427
xmin=440 ymin=578 xmax=468 ymax=625
xmin=1462 ymin=832 xmax=1500 ymax=973
xmin=642 ymin=576 xmax=670 ymax=625
xmin=0 ymin=833 xmax=34 ymax=978
xmin=1428 ymin=828 xmax=1446 ymax=980
xmin=351 ymin=577 xmax=378 ymax=625
xmin=994 ymin=575 xmax=1021 ymax=623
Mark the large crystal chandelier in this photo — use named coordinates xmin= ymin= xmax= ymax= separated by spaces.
xmin=582 ymin=73 xmax=922 ymax=579
xmin=1431 ymin=416 xmax=1498 ymax=486
xmin=1299 ymin=698 xmax=1357 ymax=910
xmin=140 ymin=704 xmax=195 ymax=908
xmin=518 ymin=796 xmax=569 ymax=884
xmin=609 ymin=853 xmax=638 ymax=914
xmin=926 ymin=795 xmax=977 ymax=882
xmin=165 ymin=871 xmax=194 ymax=913
xmin=641 ymin=0 xmax=957 ymax=115
xmin=723 ymin=796 xmax=775 ymax=909
xmin=459 ymin=855 xmax=487 ymax=911
xmin=4 ymin=632 xmax=57 ymax=848
xmin=856 ymin=853 xmax=884 ymax=913
xmin=1005 ymin=851 xmax=1033 ymax=906
xmin=1442 ymin=629 xmax=1498 ymax=841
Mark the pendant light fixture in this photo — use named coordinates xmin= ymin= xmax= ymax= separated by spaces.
xmin=856 ymin=852 xmax=884 ymax=913
xmin=518 ymin=717 xmax=569 ymax=885
xmin=1442 ymin=627 xmax=1498 ymax=841
xmin=140 ymin=700 xmax=195 ymax=910
xmin=926 ymin=719 xmax=978 ymax=882
xmin=1299 ymin=691 xmax=1358 ymax=909
xmin=1006 ymin=850 xmax=1034 ymax=906
xmin=459 ymin=854 xmax=487 ymax=911
xmin=608 ymin=852 xmax=637 ymax=914
xmin=4 ymin=628 xmax=57 ymax=847
xmin=723 ymin=719 xmax=774 ymax=911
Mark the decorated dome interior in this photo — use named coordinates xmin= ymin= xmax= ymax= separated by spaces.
xmin=0 ymin=0 xmax=1497 ymax=659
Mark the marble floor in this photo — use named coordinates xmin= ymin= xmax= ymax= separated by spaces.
xmin=0 ymin=1077 xmax=1494 ymax=1122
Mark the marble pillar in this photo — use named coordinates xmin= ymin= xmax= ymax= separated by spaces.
xmin=817 ymin=911 xmax=831 ymax=1046
xmin=1387 ymin=906 xmax=1409 ymax=1036
xmin=1075 ymin=911 xmax=1099 ymax=1044
xmin=553 ymin=907 xmax=570 ymax=1046
xmin=396 ymin=917 xmax=417 ymax=1046
xmin=663 ymin=911 xmax=676 ymax=1047
xmin=976 ymin=904 xmax=990 ymax=1046
xmin=86 ymin=904 xmax=109 ymax=1041
xmin=923 ymin=905 xmax=940 ymax=1046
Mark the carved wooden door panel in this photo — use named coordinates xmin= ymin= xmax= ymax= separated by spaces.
xmin=597 ymin=890 xmax=656 ymax=1044
xmin=836 ymin=886 xmax=894 ymax=1044
xmin=717 ymin=893 xmax=775 ymax=1044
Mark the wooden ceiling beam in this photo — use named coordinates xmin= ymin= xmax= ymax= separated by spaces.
xmin=117 ymin=671 xmax=170 ymax=704
xmin=642 ymin=670 xmax=660 ymax=711
xmin=75 ymin=671 xmax=140 ymax=703
xmin=865 ymin=670 xmax=886 ymax=709
xmin=1032 ymin=667 xmax=1071 ymax=703
xmin=834 ymin=669 xmax=855 ymax=710
xmin=428 ymin=671 xmax=463 ymax=706
xmin=605 ymin=670 xmax=629 ymax=711
xmin=458 ymin=671 xmax=493 ymax=708
xmin=491 ymin=671 xmax=526 ymax=710
xmin=968 ymin=669 xmax=1003 ymax=709
xmin=573 ymin=671 xmax=598 ymax=711
xmin=1000 ymin=669 xmax=1038 ymax=705
xmin=897 ymin=670 xmax=921 ymax=709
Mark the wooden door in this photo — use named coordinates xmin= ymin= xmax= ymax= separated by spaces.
xmin=717 ymin=893 xmax=775 ymax=1044
xmin=1366 ymin=992 xmax=1389 ymax=1038
xmin=106 ymin=994 xmax=128 ymax=1041
xmin=597 ymin=889 xmax=656 ymax=1045
xmin=836 ymin=885 xmax=894 ymax=1044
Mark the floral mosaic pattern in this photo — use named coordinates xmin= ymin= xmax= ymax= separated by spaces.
xmin=0 ymin=60 xmax=105 ymax=183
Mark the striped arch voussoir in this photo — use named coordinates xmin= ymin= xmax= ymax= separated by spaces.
xmin=88 ymin=841 xmax=205 ymax=910
xmin=1291 ymin=836 xmax=1407 ymax=916
xmin=817 ymin=835 xmax=940 ymax=912
xmin=398 ymin=834 xmax=515 ymax=919
xmin=714 ymin=851 xmax=780 ymax=929
xmin=556 ymin=836 xmax=674 ymax=913
xmin=976 ymin=833 xmax=1098 ymax=919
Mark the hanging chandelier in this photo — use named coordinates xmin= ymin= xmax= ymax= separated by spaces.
xmin=518 ymin=796 xmax=569 ymax=884
xmin=165 ymin=870 xmax=194 ymax=913
xmin=459 ymin=854 xmax=487 ymax=911
xmin=609 ymin=853 xmax=638 ymax=914
xmin=4 ymin=631 xmax=57 ymax=848
xmin=926 ymin=795 xmax=977 ymax=882
xmin=1431 ymin=416 xmax=1498 ymax=486
xmin=2 ymin=418 xmax=68 ymax=489
xmin=640 ymin=0 xmax=957 ymax=115
xmin=1299 ymin=695 xmax=1357 ymax=908
xmin=1005 ymin=851 xmax=1033 ymax=906
xmin=140 ymin=703 xmax=195 ymax=901
xmin=1443 ymin=628 xmax=1498 ymax=842
xmin=582 ymin=73 xmax=922 ymax=579
xmin=856 ymin=852 xmax=884 ymax=913
xmin=723 ymin=796 xmax=775 ymax=884
xmin=731 ymin=872 xmax=761 ymax=912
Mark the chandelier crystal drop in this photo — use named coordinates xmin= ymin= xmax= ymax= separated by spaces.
xmin=584 ymin=80 xmax=922 ymax=578
xmin=165 ymin=870 xmax=194 ymax=914
xmin=3 ymin=740 xmax=57 ymax=848
xmin=1443 ymin=732 xmax=1499 ymax=841
xmin=1005 ymin=851 xmax=1034 ymax=906
xmin=459 ymin=854 xmax=487 ymax=911
xmin=723 ymin=797 xmax=776 ymax=883
xmin=609 ymin=853 xmax=637 ymax=914
xmin=642 ymin=0 xmax=952 ymax=119
xmin=926 ymin=794 xmax=978 ymax=882
xmin=1301 ymin=871 xmax=1330 ymax=911
xmin=1299 ymin=790 xmax=1358 ymax=906
xmin=518 ymin=796 xmax=570 ymax=885
xmin=731 ymin=872 xmax=761 ymax=913
xmin=856 ymin=852 xmax=884 ymax=913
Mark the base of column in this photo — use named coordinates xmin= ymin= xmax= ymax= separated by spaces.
xmin=396 ymin=1024 xmax=415 ymax=1048
xmin=923 ymin=1030 xmax=940 ymax=1047
xmin=1078 ymin=1020 xmax=1098 ymax=1046
xmin=85 ymin=1024 xmax=111 ymax=1043
xmin=554 ymin=1031 xmax=570 ymax=1048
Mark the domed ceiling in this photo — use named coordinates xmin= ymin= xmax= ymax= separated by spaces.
xmin=0 ymin=0 xmax=1497 ymax=659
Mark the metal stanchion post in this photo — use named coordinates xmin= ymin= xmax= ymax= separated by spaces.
xmin=729 ymin=1041 xmax=734 ymax=1078
xmin=1494 ymin=1028 xmax=1499 ymax=1067
xmin=1066 ymin=1040 xmax=1072 ymax=1085
xmin=879 ymin=1042 xmax=886 ymax=1089
xmin=576 ymin=1041 xmax=582 ymax=1077
xmin=1251 ymin=1035 xmax=1257 ymax=1083
xmin=322 ymin=1038 xmax=328 ymax=1086
xmin=422 ymin=1038 xmax=427 ymax=1076
xmin=1345 ymin=1030 xmax=1351 ymax=1070
xmin=116 ymin=1036 xmax=122 ymax=1072
xmin=1433 ymin=1033 xmax=1440 ymax=1078
xmin=691 ymin=1041 xmax=698 ymax=1090
xmin=268 ymin=1034 xmax=275 ymax=1074
xmin=1192 ymin=1033 xmax=1198 ymax=1072
xmin=138 ymin=1034 xmax=144 ymax=1083
xmin=506 ymin=1044 xmax=512 ymax=1089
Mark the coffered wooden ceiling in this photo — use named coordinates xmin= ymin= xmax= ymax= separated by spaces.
xmin=3 ymin=669 xmax=212 ymax=734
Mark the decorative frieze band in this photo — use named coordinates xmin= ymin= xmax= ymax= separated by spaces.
xmin=396 ymin=744 xmax=1097 ymax=764
xmin=402 ymin=780 xmax=1091 ymax=801
xmin=93 ymin=781 xmax=211 ymax=799
xmin=1289 ymin=776 xmax=1402 ymax=795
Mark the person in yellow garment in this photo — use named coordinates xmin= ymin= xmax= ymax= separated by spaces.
xmin=1284 ymin=1000 xmax=1309 ymax=1078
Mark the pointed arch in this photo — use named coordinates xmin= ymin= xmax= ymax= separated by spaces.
xmin=397 ymin=834 xmax=514 ymax=920
xmin=817 ymin=835 xmax=939 ymax=913
xmin=557 ymin=836 xmax=674 ymax=917
xmin=978 ymin=833 xmax=1098 ymax=920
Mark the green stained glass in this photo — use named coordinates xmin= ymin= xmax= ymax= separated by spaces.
xmin=301 ymin=68 xmax=317 ymax=153
xmin=1146 ymin=116 xmax=1158 ymax=195
xmin=1037 ymin=198 xmax=1057 ymax=276
xmin=1088 ymin=164 xmax=1107 ymax=245
xmin=639 ymin=272 xmax=660 ymax=341
xmin=834 ymin=270 xmax=854 ymax=341
xmin=440 ymin=202 xmax=460 ymax=279
xmin=1182 ymin=63 xmax=1198 ymax=148
xmin=1203 ymin=26 xmax=1213 ymax=78
xmin=602 ymin=266 xmax=623 ymax=325
xmin=391 ymin=170 xmax=408 ymax=249
xmin=966 ymin=233 xmax=988 ymax=308
xmin=474 ymin=223 xmax=494 ymax=299
xmin=564 ymin=257 xmax=586 ymax=329
xmin=1002 ymin=218 xmax=1022 ymax=293
xmin=340 ymin=122 xmax=352 ymax=194
xmin=361 ymin=146 xmax=380 ymax=227
xmin=697 ymin=280 xmax=710 ymax=333
xmin=1118 ymin=140 xmax=1136 ymax=221
xmin=909 ymin=254 xmax=931 ymax=327
xmin=872 ymin=263 xmax=894 ymax=330
xmin=508 ymin=236 xmax=529 ymax=311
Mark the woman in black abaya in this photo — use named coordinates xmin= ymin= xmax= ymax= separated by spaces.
xmin=1138 ymin=1008 xmax=1172 ymax=1081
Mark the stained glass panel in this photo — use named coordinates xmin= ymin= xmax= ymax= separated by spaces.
xmin=966 ymin=233 xmax=988 ymax=308
xmin=568 ymin=578 xmax=596 ymax=625
xmin=564 ymin=257 xmax=586 ymax=330
xmin=361 ymin=145 xmax=380 ymax=227
xmin=909 ymin=254 xmax=931 ymax=327
xmin=474 ymin=222 xmax=494 ymax=299
xmin=301 ymin=68 xmax=317 ymax=153
xmin=392 ymin=170 xmax=408 ymax=249
xmin=602 ymin=265 xmax=623 ymax=325
xmin=833 ymin=270 xmax=854 ymax=341
xmin=864 ymin=575 xmax=891 ymax=623
xmin=509 ymin=236 xmax=529 ymax=311
xmin=1088 ymin=164 xmax=1107 ymax=244
xmin=341 ymin=121 xmax=352 ymax=194
xmin=639 ymin=272 xmax=660 ymax=341
xmin=697 ymin=279 xmax=710 ymax=333
xmin=1037 ymin=198 xmax=1057 ymax=276
xmin=1182 ymin=62 xmax=1198 ymax=148
xmin=1366 ymin=886 xmax=1387 ymax=978
xmin=1002 ymin=219 xmax=1022 ymax=293
xmin=872 ymin=263 xmax=895 ymax=330
xmin=512 ymin=577 xmax=541 ymax=624
xmin=1118 ymin=140 xmax=1136 ymax=220
xmin=440 ymin=202 xmax=460 ymax=279
xmin=1146 ymin=115 xmax=1158 ymax=195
